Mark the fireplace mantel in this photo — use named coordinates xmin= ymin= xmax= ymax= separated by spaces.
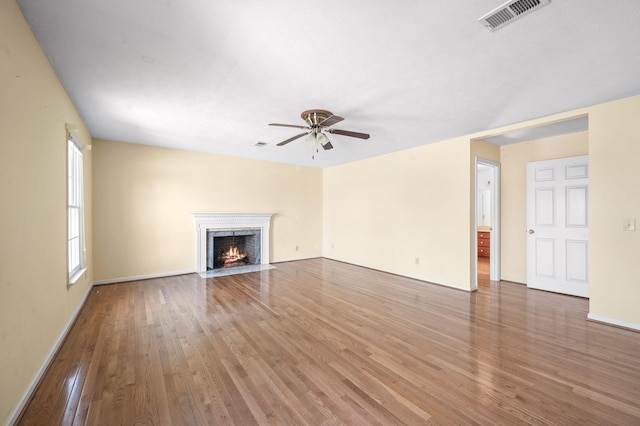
xmin=193 ymin=213 xmax=273 ymax=273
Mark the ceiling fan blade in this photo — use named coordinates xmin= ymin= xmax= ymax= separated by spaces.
xmin=328 ymin=128 xmax=370 ymax=139
xmin=319 ymin=115 xmax=344 ymax=127
xmin=269 ymin=123 xmax=309 ymax=130
xmin=276 ymin=132 xmax=308 ymax=146
xmin=322 ymin=141 xmax=334 ymax=150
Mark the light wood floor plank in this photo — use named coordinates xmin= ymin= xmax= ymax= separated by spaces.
xmin=17 ymin=258 xmax=640 ymax=425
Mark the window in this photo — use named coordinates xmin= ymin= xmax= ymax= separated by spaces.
xmin=68 ymin=132 xmax=85 ymax=283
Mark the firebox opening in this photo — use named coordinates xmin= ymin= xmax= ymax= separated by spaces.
xmin=207 ymin=229 xmax=261 ymax=270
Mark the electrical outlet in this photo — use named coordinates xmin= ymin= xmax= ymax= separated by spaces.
xmin=295 ymin=245 xmax=299 ymax=251
xmin=415 ymin=257 xmax=420 ymax=265
xmin=623 ymin=218 xmax=636 ymax=231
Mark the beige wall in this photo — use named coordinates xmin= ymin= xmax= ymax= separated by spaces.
xmin=92 ymin=140 xmax=322 ymax=281
xmin=0 ymin=1 xmax=93 ymax=423
xmin=499 ymin=131 xmax=589 ymax=283
xmin=323 ymin=137 xmax=473 ymax=290
xmin=589 ymin=96 xmax=640 ymax=326
xmin=472 ymin=139 xmax=501 ymax=164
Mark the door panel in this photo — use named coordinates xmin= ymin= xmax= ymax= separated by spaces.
xmin=535 ymin=238 xmax=555 ymax=277
xmin=566 ymin=186 xmax=587 ymax=226
xmin=566 ymin=240 xmax=588 ymax=282
xmin=527 ymin=155 xmax=589 ymax=297
xmin=535 ymin=188 xmax=555 ymax=226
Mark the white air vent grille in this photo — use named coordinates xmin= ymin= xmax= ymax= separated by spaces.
xmin=479 ymin=0 xmax=550 ymax=31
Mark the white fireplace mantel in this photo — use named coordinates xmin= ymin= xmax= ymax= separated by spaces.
xmin=193 ymin=213 xmax=273 ymax=273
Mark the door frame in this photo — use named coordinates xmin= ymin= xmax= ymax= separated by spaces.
xmin=475 ymin=158 xmax=501 ymax=286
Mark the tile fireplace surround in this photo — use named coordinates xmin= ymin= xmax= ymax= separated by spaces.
xmin=193 ymin=213 xmax=273 ymax=277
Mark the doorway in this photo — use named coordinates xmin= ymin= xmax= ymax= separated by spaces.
xmin=476 ymin=158 xmax=500 ymax=287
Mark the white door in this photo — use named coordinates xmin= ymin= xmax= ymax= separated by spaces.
xmin=526 ymin=155 xmax=589 ymax=297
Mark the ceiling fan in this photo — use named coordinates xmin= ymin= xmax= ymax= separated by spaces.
xmin=269 ymin=109 xmax=370 ymax=158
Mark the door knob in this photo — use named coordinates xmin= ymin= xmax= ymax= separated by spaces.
xmin=528 ymin=229 xmax=535 ymax=234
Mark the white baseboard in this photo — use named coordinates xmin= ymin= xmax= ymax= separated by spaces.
xmin=93 ymin=269 xmax=196 ymax=285
xmin=587 ymin=313 xmax=640 ymax=332
xmin=7 ymin=282 xmax=94 ymax=426
xmin=272 ymin=256 xmax=321 ymax=264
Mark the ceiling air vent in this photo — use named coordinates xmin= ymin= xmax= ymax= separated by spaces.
xmin=254 ymin=141 xmax=268 ymax=147
xmin=479 ymin=0 xmax=550 ymax=32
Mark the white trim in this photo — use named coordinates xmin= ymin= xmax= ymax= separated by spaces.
xmin=66 ymin=127 xmax=85 ymax=150
xmin=93 ymin=270 xmax=196 ymax=286
xmin=65 ymin=127 xmax=92 ymax=151
xmin=193 ymin=213 xmax=273 ymax=273
xmin=7 ymin=281 xmax=94 ymax=426
xmin=272 ymin=255 xmax=320 ymax=264
xmin=69 ymin=267 xmax=87 ymax=286
xmin=587 ymin=313 xmax=640 ymax=332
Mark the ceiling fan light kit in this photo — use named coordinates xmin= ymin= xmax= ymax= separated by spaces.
xmin=269 ymin=109 xmax=370 ymax=159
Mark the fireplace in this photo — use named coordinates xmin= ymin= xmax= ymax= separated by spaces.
xmin=208 ymin=229 xmax=261 ymax=269
xmin=193 ymin=213 xmax=273 ymax=276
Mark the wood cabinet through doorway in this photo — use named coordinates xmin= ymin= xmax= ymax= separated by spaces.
xmin=478 ymin=231 xmax=490 ymax=258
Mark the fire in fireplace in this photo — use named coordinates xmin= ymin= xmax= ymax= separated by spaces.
xmin=219 ymin=246 xmax=248 ymax=267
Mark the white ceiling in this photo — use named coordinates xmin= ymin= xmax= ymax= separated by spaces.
xmin=17 ymin=0 xmax=640 ymax=168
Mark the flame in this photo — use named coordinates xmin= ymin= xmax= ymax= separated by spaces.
xmin=216 ymin=245 xmax=249 ymax=268
xmin=227 ymin=246 xmax=240 ymax=258
xmin=222 ymin=246 xmax=247 ymax=263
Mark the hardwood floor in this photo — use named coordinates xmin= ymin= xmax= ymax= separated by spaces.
xmin=18 ymin=258 xmax=640 ymax=425
xmin=477 ymin=256 xmax=490 ymax=278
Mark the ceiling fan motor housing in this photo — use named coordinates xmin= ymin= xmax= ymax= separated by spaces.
xmin=301 ymin=109 xmax=333 ymax=127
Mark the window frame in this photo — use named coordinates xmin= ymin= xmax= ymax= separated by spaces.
xmin=67 ymin=130 xmax=86 ymax=285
